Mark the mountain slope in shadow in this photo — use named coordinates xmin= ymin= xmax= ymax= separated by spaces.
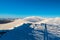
xmin=0 ymin=23 xmax=36 ymax=40
xmin=0 ymin=23 xmax=60 ymax=40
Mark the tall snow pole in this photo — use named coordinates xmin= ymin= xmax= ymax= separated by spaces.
xmin=44 ymin=23 xmax=48 ymax=40
xmin=41 ymin=23 xmax=48 ymax=40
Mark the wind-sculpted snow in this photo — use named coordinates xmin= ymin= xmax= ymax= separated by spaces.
xmin=0 ymin=23 xmax=60 ymax=40
xmin=0 ymin=16 xmax=60 ymax=40
xmin=30 ymin=23 xmax=60 ymax=37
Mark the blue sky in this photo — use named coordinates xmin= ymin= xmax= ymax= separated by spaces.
xmin=0 ymin=0 xmax=60 ymax=18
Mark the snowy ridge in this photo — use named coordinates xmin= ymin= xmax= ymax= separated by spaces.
xmin=23 ymin=16 xmax=45 ymax=22
xmin=0 ymin=16 xmax=60 ymax=30
xmin=0 ymin=16 xmax=60 ymax=40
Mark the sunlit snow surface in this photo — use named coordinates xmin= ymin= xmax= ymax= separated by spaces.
xmin=0 ymin=23 xmax=60 ymax=40
xmin=0 ymin=16 xmax=60 ymax=40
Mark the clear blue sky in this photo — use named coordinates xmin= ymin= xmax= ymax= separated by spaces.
xmin=0 ymin=0 xmax=60 ymax=18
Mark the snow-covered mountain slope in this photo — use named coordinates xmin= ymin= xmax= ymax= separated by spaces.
xmin=23 ymin=16 xmax=45 ymax=22
xmin=23 ymin=16 xmax=60 ymax=25
xmin=23 ymin=16 xmax=60 ymax=37
xmin=0 ymin=16 xmax=60 ymax=40
xmin=35 ymin=17 xmax=60 ymax=25
xmin=0 ymin=16 xmax=60 ymax=30
xmin=42 ymin=17 xmax=60 ymax=25
xmin=0 ymin=19 xmax=25 ymax=30
xmin=30 ymin=23 xmax=60 ymax=37
xmin=0 ymin=23 xmax=60 ymax=40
